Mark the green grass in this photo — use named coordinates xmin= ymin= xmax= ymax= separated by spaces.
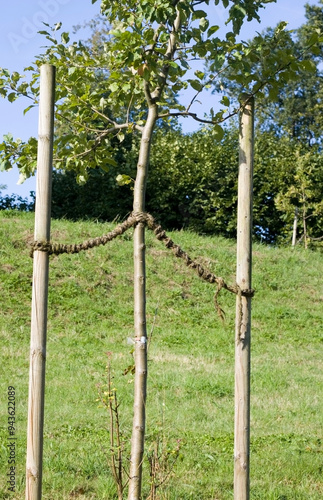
xmin=0 ymin=210 xmax=322 ymax=499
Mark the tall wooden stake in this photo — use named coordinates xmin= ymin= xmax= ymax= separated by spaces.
xmin=26 ymin=64 xmax=55 ymax=500
xmin=234 ymin=94 xmax=254 ymax=500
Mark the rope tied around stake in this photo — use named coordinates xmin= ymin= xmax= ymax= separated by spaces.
xmin=30 ymin=211 xmax=254 ymax=318
xmin=30 ymin=214 xmax=138 ymax=257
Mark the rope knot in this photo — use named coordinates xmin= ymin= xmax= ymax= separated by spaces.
xmin=132 ymin=211 xmax=148 ymax=225
xmin=240 ymin=288 xmax=255 ymax=298
xmin=30 ymin=240 xmax=52 ymax=257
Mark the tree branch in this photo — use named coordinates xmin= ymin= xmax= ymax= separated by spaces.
xmin=53 ymin=122 xmax=142 ymax=163
xmin=185 ymin=65 xmax=231 ymax=113
xmin=151 ymin=1 xmax=183 ymax=101
xmin=158 ymin=103 xmax=247 ymax=126
xmin=56 ymin=111 xmax=106 ymax=133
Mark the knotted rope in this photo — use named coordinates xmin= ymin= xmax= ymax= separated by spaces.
xmin=30 ymin=211 xmax=254 ymax=319
xmin=30 ymin=214 xmax=138 ymax=257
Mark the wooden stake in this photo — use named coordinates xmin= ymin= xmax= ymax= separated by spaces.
xmin=26 ymin=64 xmax=55 ymax=500
xmin=234 ymin=94 xmax=254 ymax=500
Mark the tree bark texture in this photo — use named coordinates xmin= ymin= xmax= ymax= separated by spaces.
xmin=26 ymin=64 xmax=55 ymax=500
xmin=234 ymin=94 xmax=254 ymax=500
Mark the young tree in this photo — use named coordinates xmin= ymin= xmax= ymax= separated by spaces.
xmin=275 ymin=148 xmax=323 ymax=247
xmin=0 ymin=1 xmax=319 ymax=498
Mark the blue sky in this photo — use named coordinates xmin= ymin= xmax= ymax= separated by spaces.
xmin=0 ymin=0 xmax=317 ymax=198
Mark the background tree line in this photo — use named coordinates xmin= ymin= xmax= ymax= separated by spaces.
xmin=48 ymin=125 xmax=323 ymax=245
xmin=2 ymin=124 xmax=322 ymax=245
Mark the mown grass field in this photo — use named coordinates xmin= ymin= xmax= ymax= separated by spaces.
xmin=0 ymin=210 xmax=322 ymax=499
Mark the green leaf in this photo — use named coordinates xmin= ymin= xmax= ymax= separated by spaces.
xmin=142 ymin=67 xmax=150 ymax=81
xmin=76 ymin=174 xmax=87 ymax=185
xmin=212 ymin=125 xmax=224 ymax=141
xmin=11 ymin=71 xmax=21 ymax=82
xmin=109 ymin=82 xmax=119 ymax=93
xmin=105 ymin=157 xmax=118 ymax=167
xmin=207 ymin=25 xmax=219 ymax=37
xmin=188 ymin=79 xmax=203 ymax=92
xmin=180 ymin=59 xmax=190 ymax=70
xmin=192 ymin=10 xmax=207 ymax=20
xmin=3 ymin=133 xmax=13 ymax=142
xmin=221 ymin=96 xmax=230 ymax=107
xmin=268 ymin=85 xmax=279 ymax=101
xmin=0 ymin=159 xmax=12 ymax=171
xmin=23 ymin=105 xmax=35 ymax=115
xmin=7 ymin=93 xmax=17 ymax=103
xmin=199 ymin=18 xmax=209 ymax=32
xmin=100 ymin=163 xmax=110 ymax=173
xmin=61 ymin=32 xmax=70 ymax=44
xmin=194 ymin=70 xmax=205 ymax=80
xmin=117 ymin=131 xmax=125 ymax=143
xmin=300 ymin=60 xmax=316 ymax=73
xmin=116 ymin=174 xmax=132 ymax=186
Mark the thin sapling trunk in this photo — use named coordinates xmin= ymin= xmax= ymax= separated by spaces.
xmin=128 ymin=103 xmax=158 ymax=500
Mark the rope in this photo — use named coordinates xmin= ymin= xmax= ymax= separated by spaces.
xmin=30 ymin=214 xmax=138 ymax=257
xmin=30 ymin=211 xmax=254 ymax=316
xmin=139 ymin=212 xmax=253 ymax=318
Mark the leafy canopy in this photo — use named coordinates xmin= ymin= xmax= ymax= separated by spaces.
xmin=0 ymin=0 xmax=320 ymax=180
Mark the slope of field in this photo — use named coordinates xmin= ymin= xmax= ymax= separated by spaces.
xmin=0 ymin=211 xmax=322 ymax=499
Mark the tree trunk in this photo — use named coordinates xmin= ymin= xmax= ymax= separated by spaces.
xmin=127 ymin=4 xmax=181 ymax=496
xmin=26 ymin=64 xmax=55 ymax=500
xmin=292 ymin=208 xmax=298 ymax=247
xmin=128 ymin=103 xmax=158 ymax=500
xmin=302 ymin=202 xmax=308 ymax=250
xmin=234 ymin=94 xmax=254 ymax=500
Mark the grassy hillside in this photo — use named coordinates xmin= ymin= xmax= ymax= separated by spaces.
xmin=0 ymin=211 xmax=322 ymax=499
